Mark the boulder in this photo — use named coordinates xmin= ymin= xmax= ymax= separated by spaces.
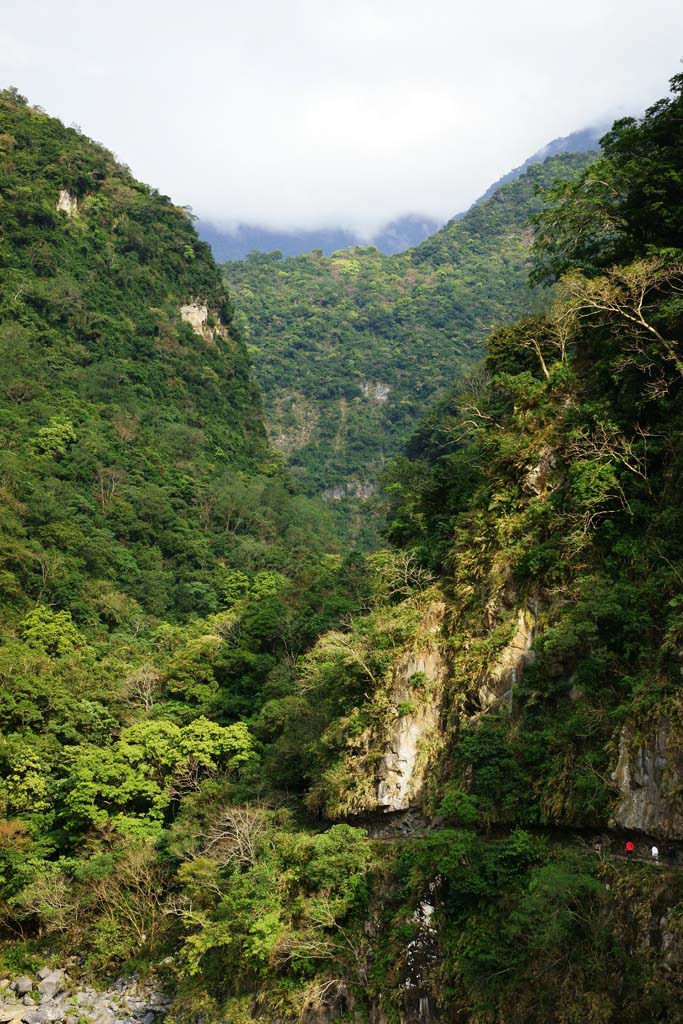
xmin=91 ymin=1010 xmax=115 ymax=1024
xmin=11 ymin=983 xmax=32 ymax=999
xmin=0 ymin=1006 xmax=26 ymax=1024
xmin=22 ymin=1009 xmax=55 ymax=1024
xmin=36 ymin=974 xmax=64 ymax=1001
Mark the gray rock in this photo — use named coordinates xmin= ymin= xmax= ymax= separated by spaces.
xmin=0 ymin=1005 xmax=26 ymax=1024
xmin=91 ymin=1009 xmax=115 ymax=1024
xmin=141 ymin=1013 xmax=156 ymax=1024
xmin=22 ymin=1009 xmax=54 ymax=1024
xmin=21 ymin=999 xmax=32 ymax=1008
xmin=612 ymin=720 xmax=683 ymax=837
xmin=37 ymin=976 xmax=63 ymax=1002
xmin=34 ymin=975 xmax=50 ymax=985
xmin=12 ymin=983 xmax=32 ymax=998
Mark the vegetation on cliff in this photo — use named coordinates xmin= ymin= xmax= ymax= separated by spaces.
xmin=222 ymin=152 xmax=595 ymax=539
xmin=2 ymin=72 xmax=683 ymax=1024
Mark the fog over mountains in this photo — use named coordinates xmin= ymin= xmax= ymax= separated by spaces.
xmin=199 ymin=126 xmax=604 ymax=261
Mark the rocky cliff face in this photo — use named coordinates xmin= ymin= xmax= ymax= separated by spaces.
xmin=612 ymin=720 xmax=683 ymax=838
xmin=375 ymin=641 xmax=446 ymax=813
xmin=475 ymin=606 xmax=536 ymax=714
xmin=372 ymin=602 xmax=446 ymax=814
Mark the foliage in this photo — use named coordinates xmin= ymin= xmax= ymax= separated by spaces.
xmin=3 ymin=73 xmax=683 ymax=1024
xmin=223 ymin=153 xmax=595 ymax=541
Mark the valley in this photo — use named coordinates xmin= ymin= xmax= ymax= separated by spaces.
xmin=1 ymin=70 xmax=683 ymax=1024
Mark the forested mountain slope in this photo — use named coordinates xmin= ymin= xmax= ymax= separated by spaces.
xmin=258 ymin=73 xmax=683 ymax=1021
xmin=0 ymin=87 xmax=273 ymax=626
xmin=222 ymin=151 xmax=596 ymax=535
xmin=3 ymin=73 xmax=683 ymax=1024
xmin=0 ymin=90 xmax=379 ymax=981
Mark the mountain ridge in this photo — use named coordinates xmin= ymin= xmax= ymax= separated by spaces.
xmin=200 ymin=125 xmax=602 ymax=261
xmin=222 ymin=149 xmax=597 ymax=542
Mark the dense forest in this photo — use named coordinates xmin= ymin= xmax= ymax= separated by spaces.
xmin=1 ymin=72 xmax=683 ymax=1024
xmin=222 ymin=151 xmax=595 ymax=541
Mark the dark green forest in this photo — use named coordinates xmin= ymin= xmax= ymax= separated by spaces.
xmin=1 ymin=73 xmax=683 ymax=1024
xmin=222 ymin=151 xmax=595 ymax=541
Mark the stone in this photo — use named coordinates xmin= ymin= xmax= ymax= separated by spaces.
xmin=91 ymin=1010 xmax=115 ymax=1024
xmin=360 ymin=381 xmax=390 ymax=403
xmin=22 ymin=1009 xmax=54 ymax=1024
xmin=477 ymin=606 xmax=536 ymax=713
xmin=612 ymin=720 xmax=683 ymax=838
xmin=37 ymin=974 xmax=64 ymax=1001
xmin=12 ymin=982 xmax=32 ymax=998
xmin=34 ymin=974 xmax=50 ymax=985
xmin=0 ymin=1006 xmax=26 ymax=1024
xmin=56 ymin=190 xmax=78 ymax=217
xmin=141 ymin=1013 xmax=156 ymax=1024
xmin=375 ymin=607 xmax=446 ymax=813
xmin=523 ymin=445 xmax=557 ymax=497
xmin=179 ymin=301 xmax=217 ymax=343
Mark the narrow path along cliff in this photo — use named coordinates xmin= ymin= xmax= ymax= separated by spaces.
xmin=345 ymin=807 xmax=683 ymax=868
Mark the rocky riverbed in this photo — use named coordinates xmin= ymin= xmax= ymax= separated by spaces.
xmin=0 ymin=970 xmax=172 ymax=1024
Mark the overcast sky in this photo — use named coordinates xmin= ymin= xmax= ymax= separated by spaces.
xmin=2 ymin=0 xmax=682 ymax=235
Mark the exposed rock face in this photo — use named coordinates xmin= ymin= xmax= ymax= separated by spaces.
xmin=612 ymin=720 xmax=683 ymax=837
xmin=477 ymin=607 xmax=536 ymax=713
xmin=360 ymin=382 xmax=390 ymax=402
xmin=269 ymin=392 xmax=320 ymax=455
xmin=321 ymin=481 xmax=376 ymax=502
xmin=661 ymin=909 xmax=683 ymax=967
xmin=523 ymin=445 xmax=557 ymax=497
xmin=179 ymin=300 xmax=223 ymax=343
xmin=56 ymin=189 xmax=78 ymax=217
xmin=375 ymin=605 xmax=446 ymax=813
xmin=402 ymin=883 xmax=442 ymax=1024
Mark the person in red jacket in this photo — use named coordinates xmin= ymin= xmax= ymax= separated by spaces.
xmin=625 ymin=840 xmax=635 ymax=859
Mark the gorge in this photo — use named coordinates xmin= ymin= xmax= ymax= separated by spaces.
xmin=1 ymin=71 xmax=683 ymax=1024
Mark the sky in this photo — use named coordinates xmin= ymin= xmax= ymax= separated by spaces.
xmin=2 ymin=0 xmax=683 ymax=236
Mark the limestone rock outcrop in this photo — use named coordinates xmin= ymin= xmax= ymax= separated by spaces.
xmin=376 ymin=646 xmax=445 ymax=812
xmin=476 ymin=606 xmax=536 ymax=713
xmin=374 ymin=603 xmax=447 ymax=813
xmin=612 ymin=719 xmax=683 ymax=837
xmin=179 ymin=300 xmax=226 ymax=343
xmin=56 ymin=189 xmax=78 ymax=217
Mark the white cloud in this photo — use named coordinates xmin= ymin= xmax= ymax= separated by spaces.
xmin=2 ymin=0 xmax=682 ymax=233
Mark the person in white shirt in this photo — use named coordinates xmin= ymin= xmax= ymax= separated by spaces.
xmin=651 ymin=845 xmax=659 ymax=861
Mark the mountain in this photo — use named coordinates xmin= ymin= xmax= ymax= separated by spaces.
xmin=254 ymin=73 xmax=683 ymax=1021
xmin=0 ymin=88 xmax=274 ymax=628
xmin=200 ymin=126 xmax=602 ymax=261
xmin=3 ymin=72 xmax=683 ymax=1024
xmin=222 ymin=150 xmax=597 ymax=541
xmin=197 ymin=211 xmax=442 ymax=261
xmin=465 ymin=125 xmax=605 ymax=210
